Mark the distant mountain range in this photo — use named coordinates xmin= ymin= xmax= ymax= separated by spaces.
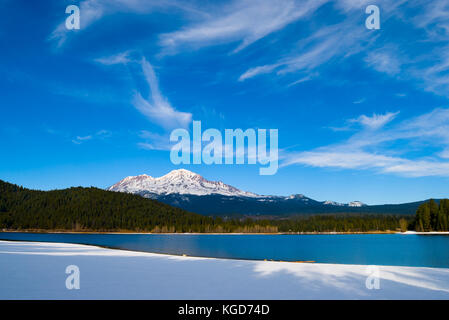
xmin=108 ymin=169 xmax=426 ymax=216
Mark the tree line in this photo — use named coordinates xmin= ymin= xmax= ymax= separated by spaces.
xmin=414 ymin=199 xmax=449 ymax=231
xmin=0 ymin=179 xmax=436 ymax=233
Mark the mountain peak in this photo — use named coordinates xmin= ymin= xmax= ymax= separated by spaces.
xmin=348 ymin=201 xmax=367 ymax=207
xmin=166 ymin=168 xmax=197 ymax=175
xmin=285 ymin=194 xmax=308 ymax=200
xmin=161 ymin=169 xmax=201 ymax=179
xmin=323 ymin=200 xmax=344 ymax=206
xmin=108 ymin=169 xmax=260 ymax=198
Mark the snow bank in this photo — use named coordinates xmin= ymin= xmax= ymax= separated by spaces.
xmin=399 ymin=231 xmax=449 ymax=235
xmin=0 ymin=241 xmax=448 ymax=299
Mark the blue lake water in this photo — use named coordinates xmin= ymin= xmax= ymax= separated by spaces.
xmin=0 ymin=232 xmax=448 ymax=268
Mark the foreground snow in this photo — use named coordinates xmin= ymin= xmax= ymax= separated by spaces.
xmin=0 ymin=241 xmax=448 ymax=299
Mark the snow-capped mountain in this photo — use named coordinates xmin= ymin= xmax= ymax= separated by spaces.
xmin=108 ymin=169 xmax=259 ymax=198
xmin=323 ymin=200 xmax=344 ymax=206
xmin=348 ymin=201 xmax=367 ymax=207
xmin=324 ymin=200 xmax=367 ymax=207
xmin=108 ymin=169 xmax=374 ymax=216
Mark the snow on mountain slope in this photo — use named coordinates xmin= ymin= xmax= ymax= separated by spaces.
xmin=108 ymin=169 xmax=260 ymax=197
xmin=348 ymin=201 xmax=367 ymax=207
xmin=108 ymin=169 xmax=368 ymax=207
xmin=323 ymin=200 xmax=344 ymax=206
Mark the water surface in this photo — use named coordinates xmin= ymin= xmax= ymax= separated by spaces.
xmin=1 ymin=232 xmax=448 ymax=268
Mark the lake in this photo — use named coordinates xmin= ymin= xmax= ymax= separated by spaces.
xmin=0 ymin=232 xmax=448 ymax=268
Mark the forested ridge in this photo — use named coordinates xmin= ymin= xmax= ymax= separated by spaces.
xmin=0 ymin=179 xmax=443 ymax=233
xmin=414 ymin=199 xmax=449 ymax=231
xmin=0 ymin=180 xmax=215 ymax=232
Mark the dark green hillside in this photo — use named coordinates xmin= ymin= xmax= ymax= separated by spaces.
xmin=414 ymin=199 xmax=449 ymax=231
xmin=0 ymin=179 xmax=430 ymax=233
xmin=0 ymin=180 xmax=214 ymax=232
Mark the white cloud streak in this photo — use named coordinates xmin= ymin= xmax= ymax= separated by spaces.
xmin=71 ymin=130 xmax=112 ymax=145
xmin=234 ymin=0 xmax=449 ymax=99
xmin=48 ymin=0 xmax=449 ymax=98
xmin=349 ymin=112 xmax=399 ymax=130
xmin=239 ymin=15 xmax=369 ymax=81
xmin=95 ymin=51 xmax=131 ymax=65
xmin=138 ymin=131 xmax=173 ymax=151
xmin=364 ymin=49 xmax=402 ymax=76
xmin=160 ymin=0 xmax=328 ymax=54
xmin=283 ymin=108 xmax=449 ymax=177
xmin=132 ymin=58 xmax=192 ymax=130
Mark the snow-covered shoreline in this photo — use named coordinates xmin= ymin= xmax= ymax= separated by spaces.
xmin=399 ymin=231 xmax=449 ymax=235
xmin=0 ymin=240 xmax=448 ymax=300
xmin=4 ymin=229 xmax=441 ymax=235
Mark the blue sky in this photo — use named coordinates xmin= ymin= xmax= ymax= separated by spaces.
xmin=1 ymin=0 xmax=449 ymax=204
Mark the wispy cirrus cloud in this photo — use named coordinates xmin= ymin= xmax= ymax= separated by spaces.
xmin=238 ymin=15 xmax=370 ymax=81
xmin=72 ymin=135 xmax=92 ymax=145
xmin=364 ymin=49 xmax=402 ymax=76
xmin=329 ymin=111 xmax=400 ymax=138
xmin=132 ymin=58 xmax=192 ymax=130
xmin=287 ymin=73 xmax=319 ymax=87
xmin=284 ymin=149 xmax=449 ymax=178
xmin=71 ymin=130 xmax=112 ymax=145
xmin=92 ymin=52 xmax=193 ymax=147
xmin=137 ymin=131 xmax=173 ymax=151
xmin=95 ymin=51 xmax=132 ymax=65
xmin=362 ymin=0 xmax=449 ymax=96
xmin=234 ymin=0 xmax=449 ymax=100
xmin=48 ymin=0 xmax=449 ymax=100
xmin=239 ymin=64 xmax=280 ymax=82
xmin=282 ymin=108 xmax=449 ymax=177
xmin=49 ymin=0 xmax=196 ymax=48
xmin=160 ymin=0 xmax=327 ymax=54
xmin=349 ymin=112 xmax=399 ymax=130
